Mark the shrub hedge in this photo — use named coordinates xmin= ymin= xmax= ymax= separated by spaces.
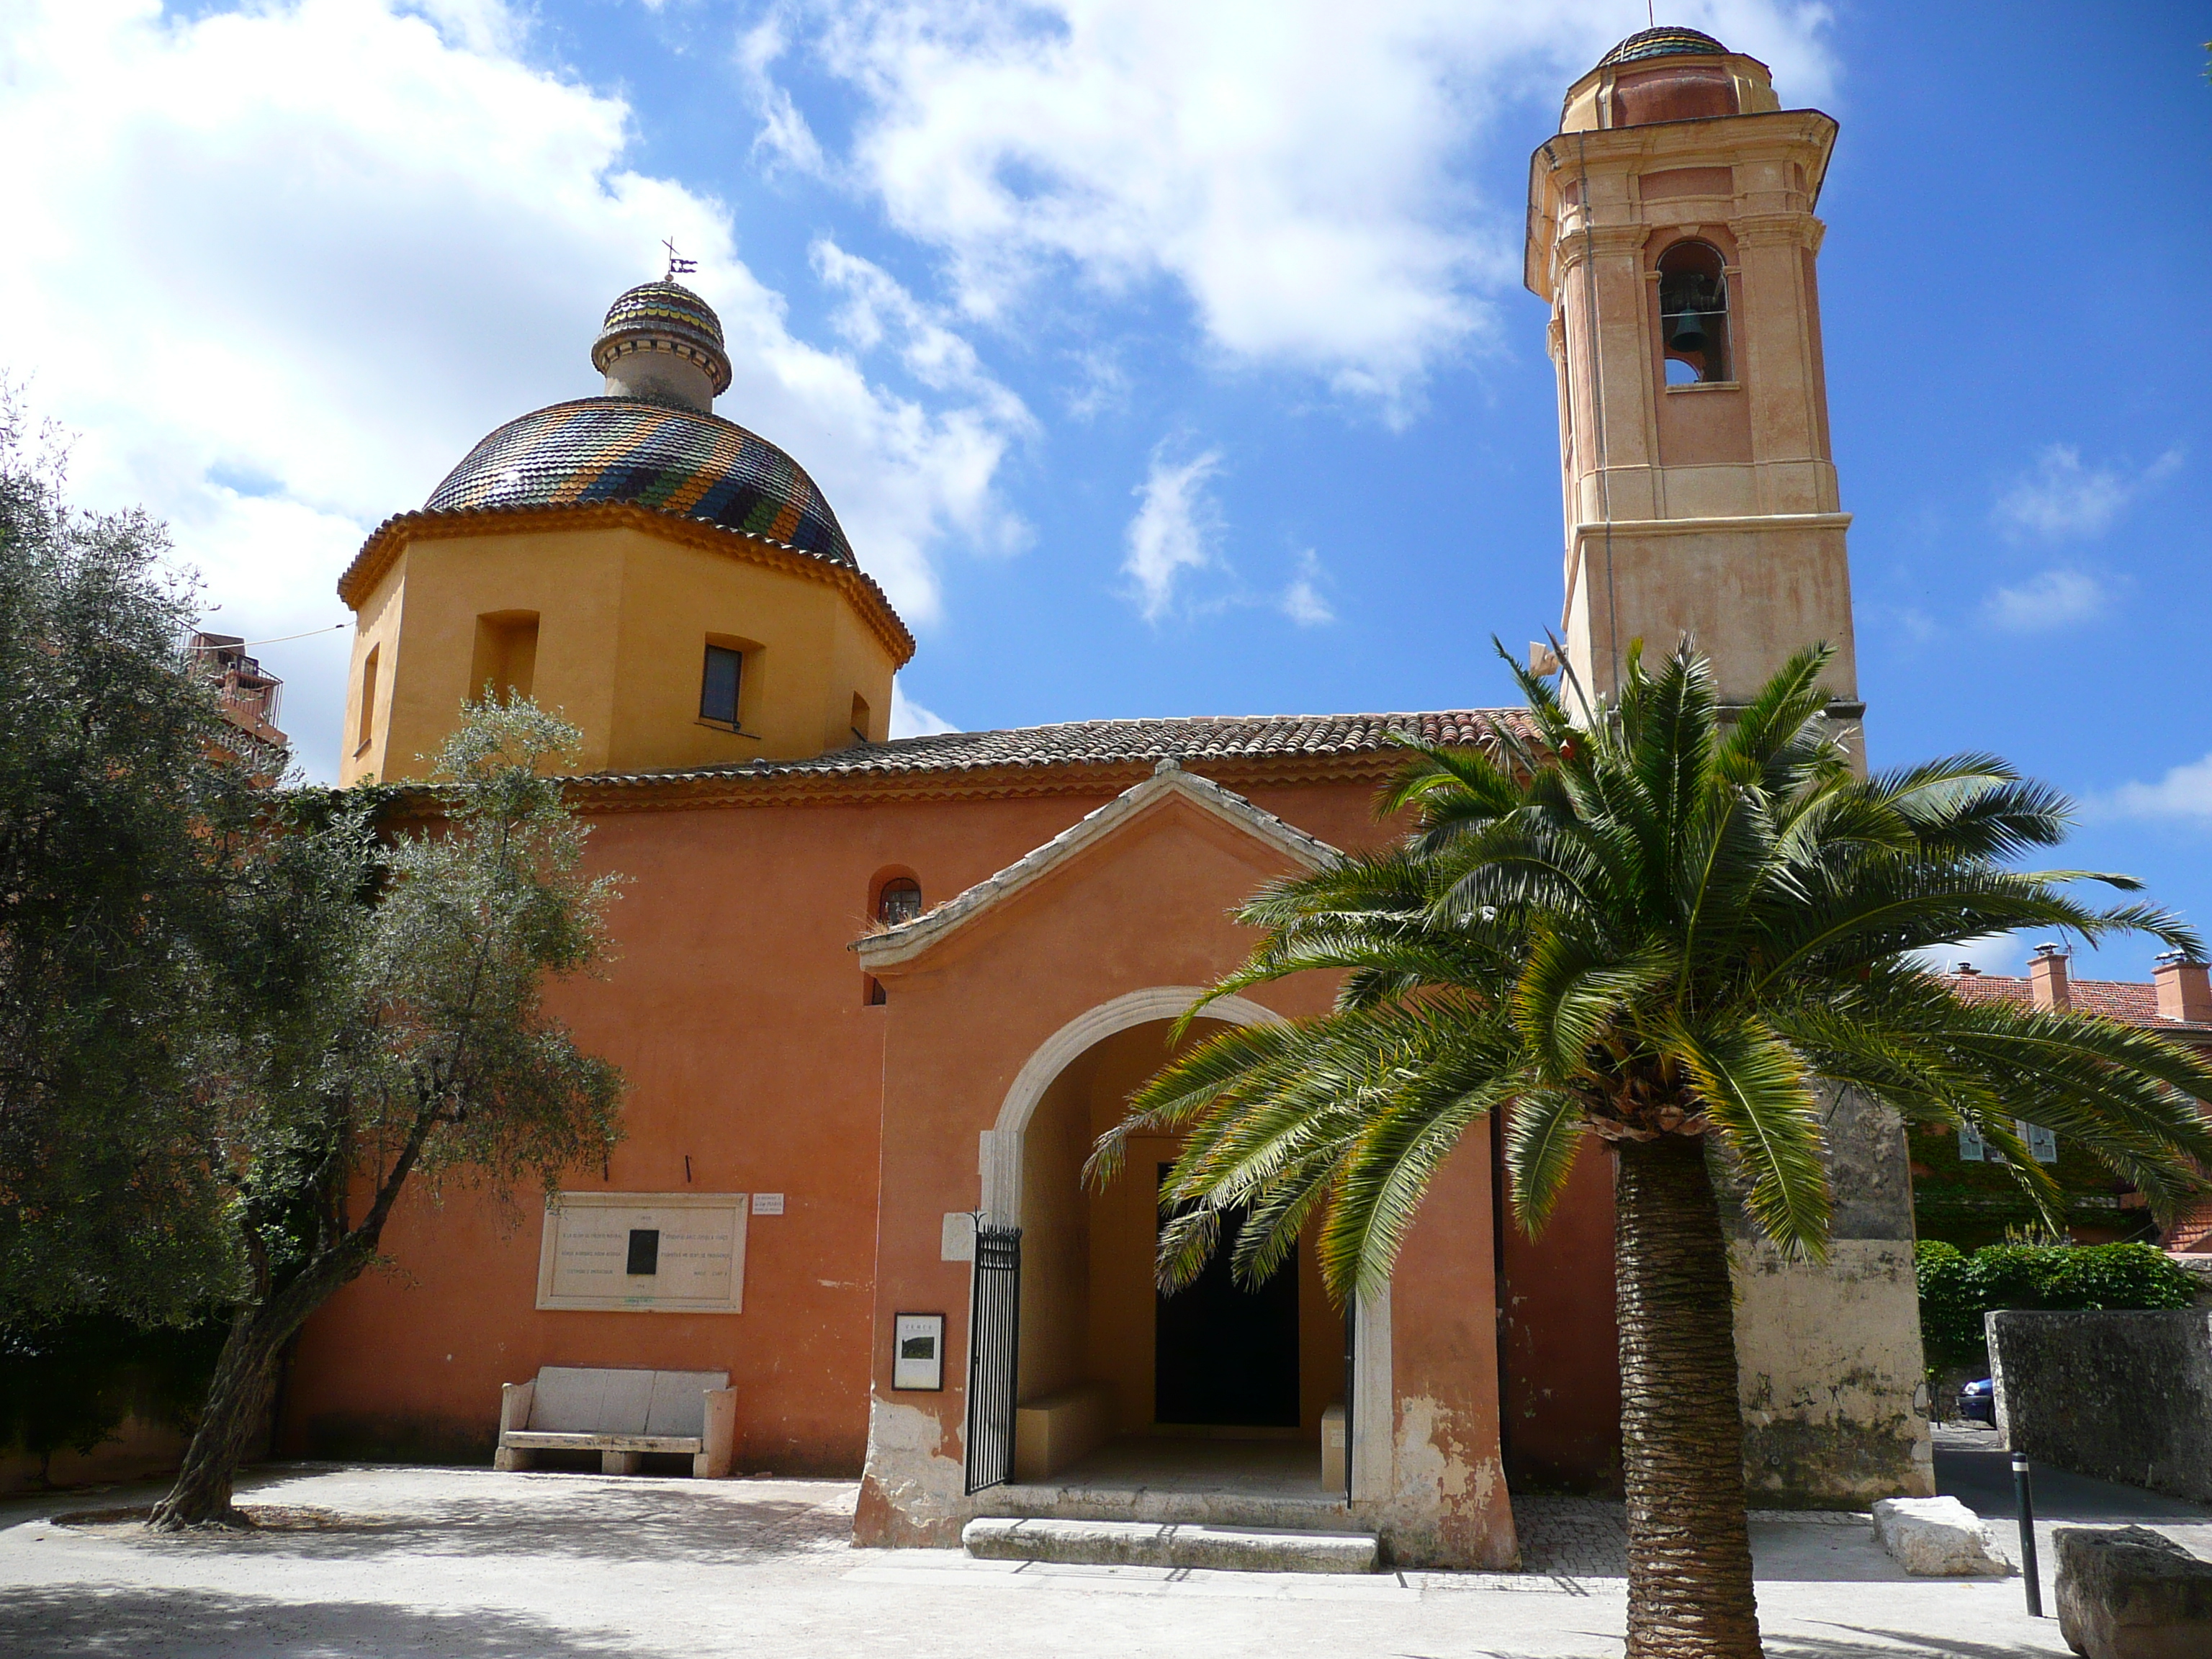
xmin=1915 ymin=1240 xmax=2198 ymax=1369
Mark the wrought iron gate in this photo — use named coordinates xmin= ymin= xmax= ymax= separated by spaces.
xmin=963 ymin=1220 xmax=1022 ymax=1494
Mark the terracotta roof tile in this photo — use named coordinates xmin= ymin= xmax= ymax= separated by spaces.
xmin=1938 ymin=972 xmax=2212 ymax=1033
xmin=588 ymin=709 xmax=1528 ymax=786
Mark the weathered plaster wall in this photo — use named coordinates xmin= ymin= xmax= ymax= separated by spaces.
xmin=1990 ymin=1310 xmax=2212 ymax=1502
xmin=1718 ymin=1087 xmax=1933 ymax=1505
xmin=1369 ymin=1138 xmax=1519 ymax=1568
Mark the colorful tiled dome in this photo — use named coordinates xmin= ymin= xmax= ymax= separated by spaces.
xmin=1596 ymin=25 xmax=1727 ymax=68
xmin=591 ymin=281 xmax=732 ymax=397
xmin=424 ymin=398 xmax=857 ymax=569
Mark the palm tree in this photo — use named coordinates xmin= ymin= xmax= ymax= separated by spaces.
xmin=1094 ymin=643 xmax=2212 ymax=1659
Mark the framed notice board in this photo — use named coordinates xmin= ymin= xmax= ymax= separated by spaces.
xmin=536 ymin=1191 xmax=748 ymax=1313
xmin=893 ymin=1312 xmax=945 ymax=1390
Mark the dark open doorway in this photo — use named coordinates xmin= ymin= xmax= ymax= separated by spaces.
xmin=1154 ymin=1164 xmax=1300 ymax=1427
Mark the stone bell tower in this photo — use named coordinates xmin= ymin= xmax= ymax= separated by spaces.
xmin=1526 ymin=28 xmax=1930 ymax=1508
xmin=1525 ymin=25 xmax=1861 ymax=737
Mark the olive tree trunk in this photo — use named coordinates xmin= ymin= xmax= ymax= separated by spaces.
xmin=146 ymin=1246 xmax=369 ymax=1530
xmin=1614 ymin=1133 xmax=1761 ymax=1659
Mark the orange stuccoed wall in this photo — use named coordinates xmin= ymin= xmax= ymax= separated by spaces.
xmin=282 ymin=768 xmax=1619 ymax=1548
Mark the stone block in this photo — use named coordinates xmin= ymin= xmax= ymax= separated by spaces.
xmin=1321 ymin=1403 xmax=1347 ymax=1493
xmin=961 ymin=1516 xmax=1378 ymax=1574
xmin=1871 ymin=1496 xmax=2012 ymax=1577
xmin=2056 ymin=1526 xmax=2212 ymax=1659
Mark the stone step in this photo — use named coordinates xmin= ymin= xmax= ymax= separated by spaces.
xmin=979 ymin=1481 xmax=1355 ymax=1535
xmin=962 ymin=1516 xmax=1380 ymax=1575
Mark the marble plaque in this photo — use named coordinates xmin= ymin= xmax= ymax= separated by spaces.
xmin=536 ymin=1192 xmax=747 ymax=1313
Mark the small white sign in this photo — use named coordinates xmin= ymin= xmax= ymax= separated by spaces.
xmin=752 ymin=1192 xmax=786 ymax=1215
xmin=893 ymin=1313 xmax=945 ymax=1391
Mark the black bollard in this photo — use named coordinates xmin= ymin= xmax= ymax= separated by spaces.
xmin=2012 ymin=1452 xmax=2043 ymax=1617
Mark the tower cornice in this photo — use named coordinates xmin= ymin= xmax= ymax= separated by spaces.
xmin=1525 ymin=109 xmax=1838 ymax=302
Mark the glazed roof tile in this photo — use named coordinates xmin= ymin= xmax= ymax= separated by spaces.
xmin=586 ymin=709 xmax=1526 ymax=786
xmin=424 ymin=397 xmax=855 ymax=568
xmin=1596 ymin=25 xmax=1728 ymax=68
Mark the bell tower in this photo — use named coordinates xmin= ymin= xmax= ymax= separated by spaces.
xmin=1524 ymin=29 xmax=1931 ymax=1510
xmin=1526 ymin=26 xmax=1861 ymax=732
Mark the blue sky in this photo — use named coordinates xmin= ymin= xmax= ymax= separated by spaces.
xmin=3 ymin=1 xmax=2207 ymax=977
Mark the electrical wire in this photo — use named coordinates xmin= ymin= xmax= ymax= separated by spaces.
xmin=189 ymin=622 xmax=349 ymax=650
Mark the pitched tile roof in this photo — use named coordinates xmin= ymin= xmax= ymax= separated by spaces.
xmin=1938 ymin=971 xmax=2212 ymax=1033
xmin=588 ymin=709 xmax=1525 ymax=788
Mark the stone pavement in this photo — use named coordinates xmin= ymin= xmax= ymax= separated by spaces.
xmin=0 ymin=1461 xmax=2163 ymax=1658
xmin=1930 ymin=1419 xmax=2212 ymax=1613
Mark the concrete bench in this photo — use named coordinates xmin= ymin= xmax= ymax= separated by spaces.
xmin=493 ymin=1366 xmax=735 ymax=1478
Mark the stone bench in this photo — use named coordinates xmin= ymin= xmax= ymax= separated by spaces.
xmin=493 ymin=1365 xmax=735 ymax=1478
xmin=2056 ymin=1526 xmax=2212 ymax=1659
xmin=1012 ymin=1382 xmax=1115 ymax=1482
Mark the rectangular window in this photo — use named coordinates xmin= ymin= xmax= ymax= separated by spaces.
xmin=2019 ymin=1120 xmax=2058 ymax=1164
xmin=1957 ymin=1125 xmax=1986 ymax=1163
xmin=699 ymin=644 xmax=742 ymax=726
xmin=355 ymin=644 xmax=379 ymax=755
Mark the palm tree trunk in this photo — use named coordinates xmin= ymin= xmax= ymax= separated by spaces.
xmin=1614 ymin=1133 xmax=1761 ymax=1659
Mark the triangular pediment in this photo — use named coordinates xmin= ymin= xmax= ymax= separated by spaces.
xmin=853 ymin=761 xmax=1336 ymax=970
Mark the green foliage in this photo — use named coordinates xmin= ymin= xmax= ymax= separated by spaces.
xmin=1098 ymin=640 xmax=2212 ymax=1303
xmin=0 ymin=390 xmax=279 ymax=1324
xmin=152 ymin=696 xmax=626 ymax=1524
xmin=1909 ymin=1120 xmax=2157 ymax=1251
xmin=1915 ymin=1239 xmax=2198 ymax=1367
xmin=0 ymin=1316 xmax=228 ymax=1475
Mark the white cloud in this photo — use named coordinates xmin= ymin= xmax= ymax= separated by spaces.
xmin=1279 ymin=548 xmax=1334 ymax=626
xmin=771 ymin=1 xmax=1834 ymax=410
xmin=889 ymin=680 xmax=958 ymax=737
xmin=1123 ymin=445 xmax=1223 ymax=621
xmin=1916 ymin=933 xmax=2030 ymax=978
xmin=2089 ymin=753 xmax=2212 ymax=827
xmin=1983 ymin=568 xmax=2111 ymax=633
xmin=0 ymin=0 xmax=1025 ymax=778
xmin=1994 ymin=444 xmax=2183 ymax=541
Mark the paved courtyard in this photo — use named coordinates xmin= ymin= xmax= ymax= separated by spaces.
xmin=2 ymin=1441 xmax=2206 ymax=1658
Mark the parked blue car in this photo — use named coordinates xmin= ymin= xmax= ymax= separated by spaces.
xmin=1958 ymin=1377 xmax=1996 ymax=1424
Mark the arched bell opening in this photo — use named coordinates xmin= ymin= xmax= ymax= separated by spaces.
xmin=1010 ymin=1015 xmax=1346 ymax=1488
xmin=1657 ymin=239 xmax=1732 ymax=385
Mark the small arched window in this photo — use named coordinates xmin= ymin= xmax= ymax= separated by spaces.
xmin=877 ymin=878 xmax=922 ymax=927
xmin=1658 ymin=241 xmax=1730 ymax=385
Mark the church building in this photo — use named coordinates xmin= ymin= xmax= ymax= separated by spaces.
xmin=284 ymin=28 xmax=1932 ymax=1567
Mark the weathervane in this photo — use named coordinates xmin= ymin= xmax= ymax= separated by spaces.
xmin=662 ymin=238 xmax=698 ymax=281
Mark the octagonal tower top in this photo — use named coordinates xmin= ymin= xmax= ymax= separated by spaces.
xmin=1559 ymin=25 xmax=1781 ymax=133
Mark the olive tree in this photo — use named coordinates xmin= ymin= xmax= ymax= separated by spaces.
xmin=0 ymin=396 xmax=266 ymax=1325
xmin=150 ymin=699 xmax=625 ymax=1529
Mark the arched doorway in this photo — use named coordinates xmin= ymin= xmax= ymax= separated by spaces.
xmin=981 ymin=989 xmax=1376 ymax=1495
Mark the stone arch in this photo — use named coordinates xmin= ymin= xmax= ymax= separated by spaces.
xmin=972 ymin=984 xmax=1391 ymax=1500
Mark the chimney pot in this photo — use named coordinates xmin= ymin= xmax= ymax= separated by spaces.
xmin=2154 ymin=955 xmax=2212 ymax=1025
